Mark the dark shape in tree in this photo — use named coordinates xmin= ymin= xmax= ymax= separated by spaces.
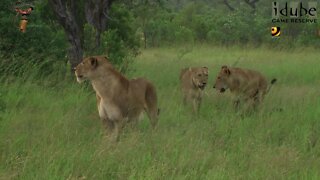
xmin=243 ymin=0 xmax=259 ymax=9
xmin=85 ymin=0 xmax=114 ymax=48
xmin=224 ymin=0 xmax=235 ymax=11
xmin=223 ymin=0 xmax=259 ymax=11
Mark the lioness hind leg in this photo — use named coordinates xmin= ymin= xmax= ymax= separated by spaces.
xmin=146 ymin=108 xmax=158 ymax=128
xmin=107 ymin=120 xmax=124 ymax=142
xmin=252 ymin=91 xmax=264 ymax=111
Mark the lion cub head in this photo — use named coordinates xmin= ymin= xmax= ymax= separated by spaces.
xmin=191 ymin=67 xmax=209 ymax=90
xmin=213 ymin=65 xmax=231 ymax=93
xmin=74 ymin=56 xmax=110 ymax=83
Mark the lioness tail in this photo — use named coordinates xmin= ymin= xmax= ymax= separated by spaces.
xmin=271 ymin=78 xmax=277 ymax=84
xmin=266 ymin=78 xmax=277 ymax=93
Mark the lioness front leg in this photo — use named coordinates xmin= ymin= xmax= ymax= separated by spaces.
xmin=196 ymin=97 xmax=202 ymax=113
xmin=233 ymin=99 xmax=240 ymax=112
xmin=192 ymin=98 xmax=199 ymax=114
xmin=110 ymin=120 xmax=124 ymax=142
xmin=96 ymin=94 xmax=101 ymax=110
xmin=101 ymin=117 xmax=115 ymax=136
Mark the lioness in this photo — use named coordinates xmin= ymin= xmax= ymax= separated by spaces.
xmin=74 ymin=56 xmax=159 ymax=141
xmin=213 ymin=65 xmax=277 ymax=111
xmin=180 ymin=67 xmax=209 ymax=113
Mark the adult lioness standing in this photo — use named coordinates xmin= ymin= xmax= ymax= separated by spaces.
xmin=74 ymin=56 xmax=159 ymax=141
xmin=213 ymin=65 xmax=276 ymax=111
xmin=180 ymin=67 xmax=209 ymax=113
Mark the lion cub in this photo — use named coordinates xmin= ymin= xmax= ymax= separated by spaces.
xmin=213 ymin=65 xmax=277 ymax=111
xmin=180 ymin=67 xmax=209 ymax=113
xmin=74 ymin=56 xmax=159 ymax=142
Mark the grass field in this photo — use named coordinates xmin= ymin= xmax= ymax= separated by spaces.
xmin=1 ymin=46 xmax=320 ymax=179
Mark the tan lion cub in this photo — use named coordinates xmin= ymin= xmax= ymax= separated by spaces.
xmin=180 ymin=67 xmax=209 ymax=113
xmin=213 ymin=65 xmax=277 ymax=111
xmin=74 ymin=56 xmax=159 ymax=142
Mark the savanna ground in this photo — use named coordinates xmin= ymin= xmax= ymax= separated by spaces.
xmin=1 ymin=46 xmax=320 ymax=179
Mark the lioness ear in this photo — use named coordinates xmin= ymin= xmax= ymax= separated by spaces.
xmin=90 ymin=57 xmax=98 ymax=69
xmin=221 ymin=65 xmax=230 ymax=75
xmin=203 ymin=66 xmax=209 ymax=73
xmin=224 ymin=68 xmax=231 ymax=75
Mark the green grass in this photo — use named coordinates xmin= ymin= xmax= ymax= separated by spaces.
xmin=1 ymin=46 xmax=320 ymax=179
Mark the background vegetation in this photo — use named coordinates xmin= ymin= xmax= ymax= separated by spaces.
xmin=1 ymin=0 xmax=320 ymax=179
xmin=1 ymin=0 xmax=319 ymax=76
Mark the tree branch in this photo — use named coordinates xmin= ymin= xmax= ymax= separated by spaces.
xmin=85 ymin=0 xmax=114 ymax=47
xmin=244 ymin=0 xmax=259 ymax=9
xmin=223 ymin=0 xmax=235 ymax=11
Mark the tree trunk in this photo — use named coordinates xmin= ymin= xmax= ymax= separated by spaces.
xmin=143 ymin=31 xmax=147 ymax=49
xmin=49 ymin=0 xmax=83 ymax=70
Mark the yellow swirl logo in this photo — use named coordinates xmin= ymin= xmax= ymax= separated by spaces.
xmin=271 ymin=27 xmax=281 ymax=37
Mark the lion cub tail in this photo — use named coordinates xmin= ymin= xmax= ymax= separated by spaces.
xmin=266 ymin=78 xmax=277 ymax=94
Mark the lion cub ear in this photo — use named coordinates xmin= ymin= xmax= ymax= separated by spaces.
xmin=90 ymin=57 xmax=98 ymax=69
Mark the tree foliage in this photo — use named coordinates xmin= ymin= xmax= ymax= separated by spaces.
xmin=0 ymin=0 xmax=139 ymax=77
xmin=0 ymin=0 xmax=319 ymax=79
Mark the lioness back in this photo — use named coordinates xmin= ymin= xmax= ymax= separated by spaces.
xmin=213 ymin=65 xmax=277 ymax=111
xmin=128 ymin=78 xmax=157 ymax=106
xmin=232 ymin=68 xmax=268 ymax=93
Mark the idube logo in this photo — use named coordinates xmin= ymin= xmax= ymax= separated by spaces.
xmin=271 ymin=27 xmax=281 ymax=37
xmin=272 ymin=2 xmax=317 ymax=23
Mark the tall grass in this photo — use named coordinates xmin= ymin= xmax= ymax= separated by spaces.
xmin=1 ymin=46 xmax=320 ymax=179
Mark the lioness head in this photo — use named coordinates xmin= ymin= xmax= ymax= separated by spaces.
xmin=213 ymin=65 xmax=231 ymax=93
xmin=191 ymin=67 xmax=209 ymax=90
xmin=74 ymin=56 xmax=102 ymax=83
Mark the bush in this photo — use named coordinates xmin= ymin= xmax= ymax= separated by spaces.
xmin=0 ymin=0 xmax=68 ymax=78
